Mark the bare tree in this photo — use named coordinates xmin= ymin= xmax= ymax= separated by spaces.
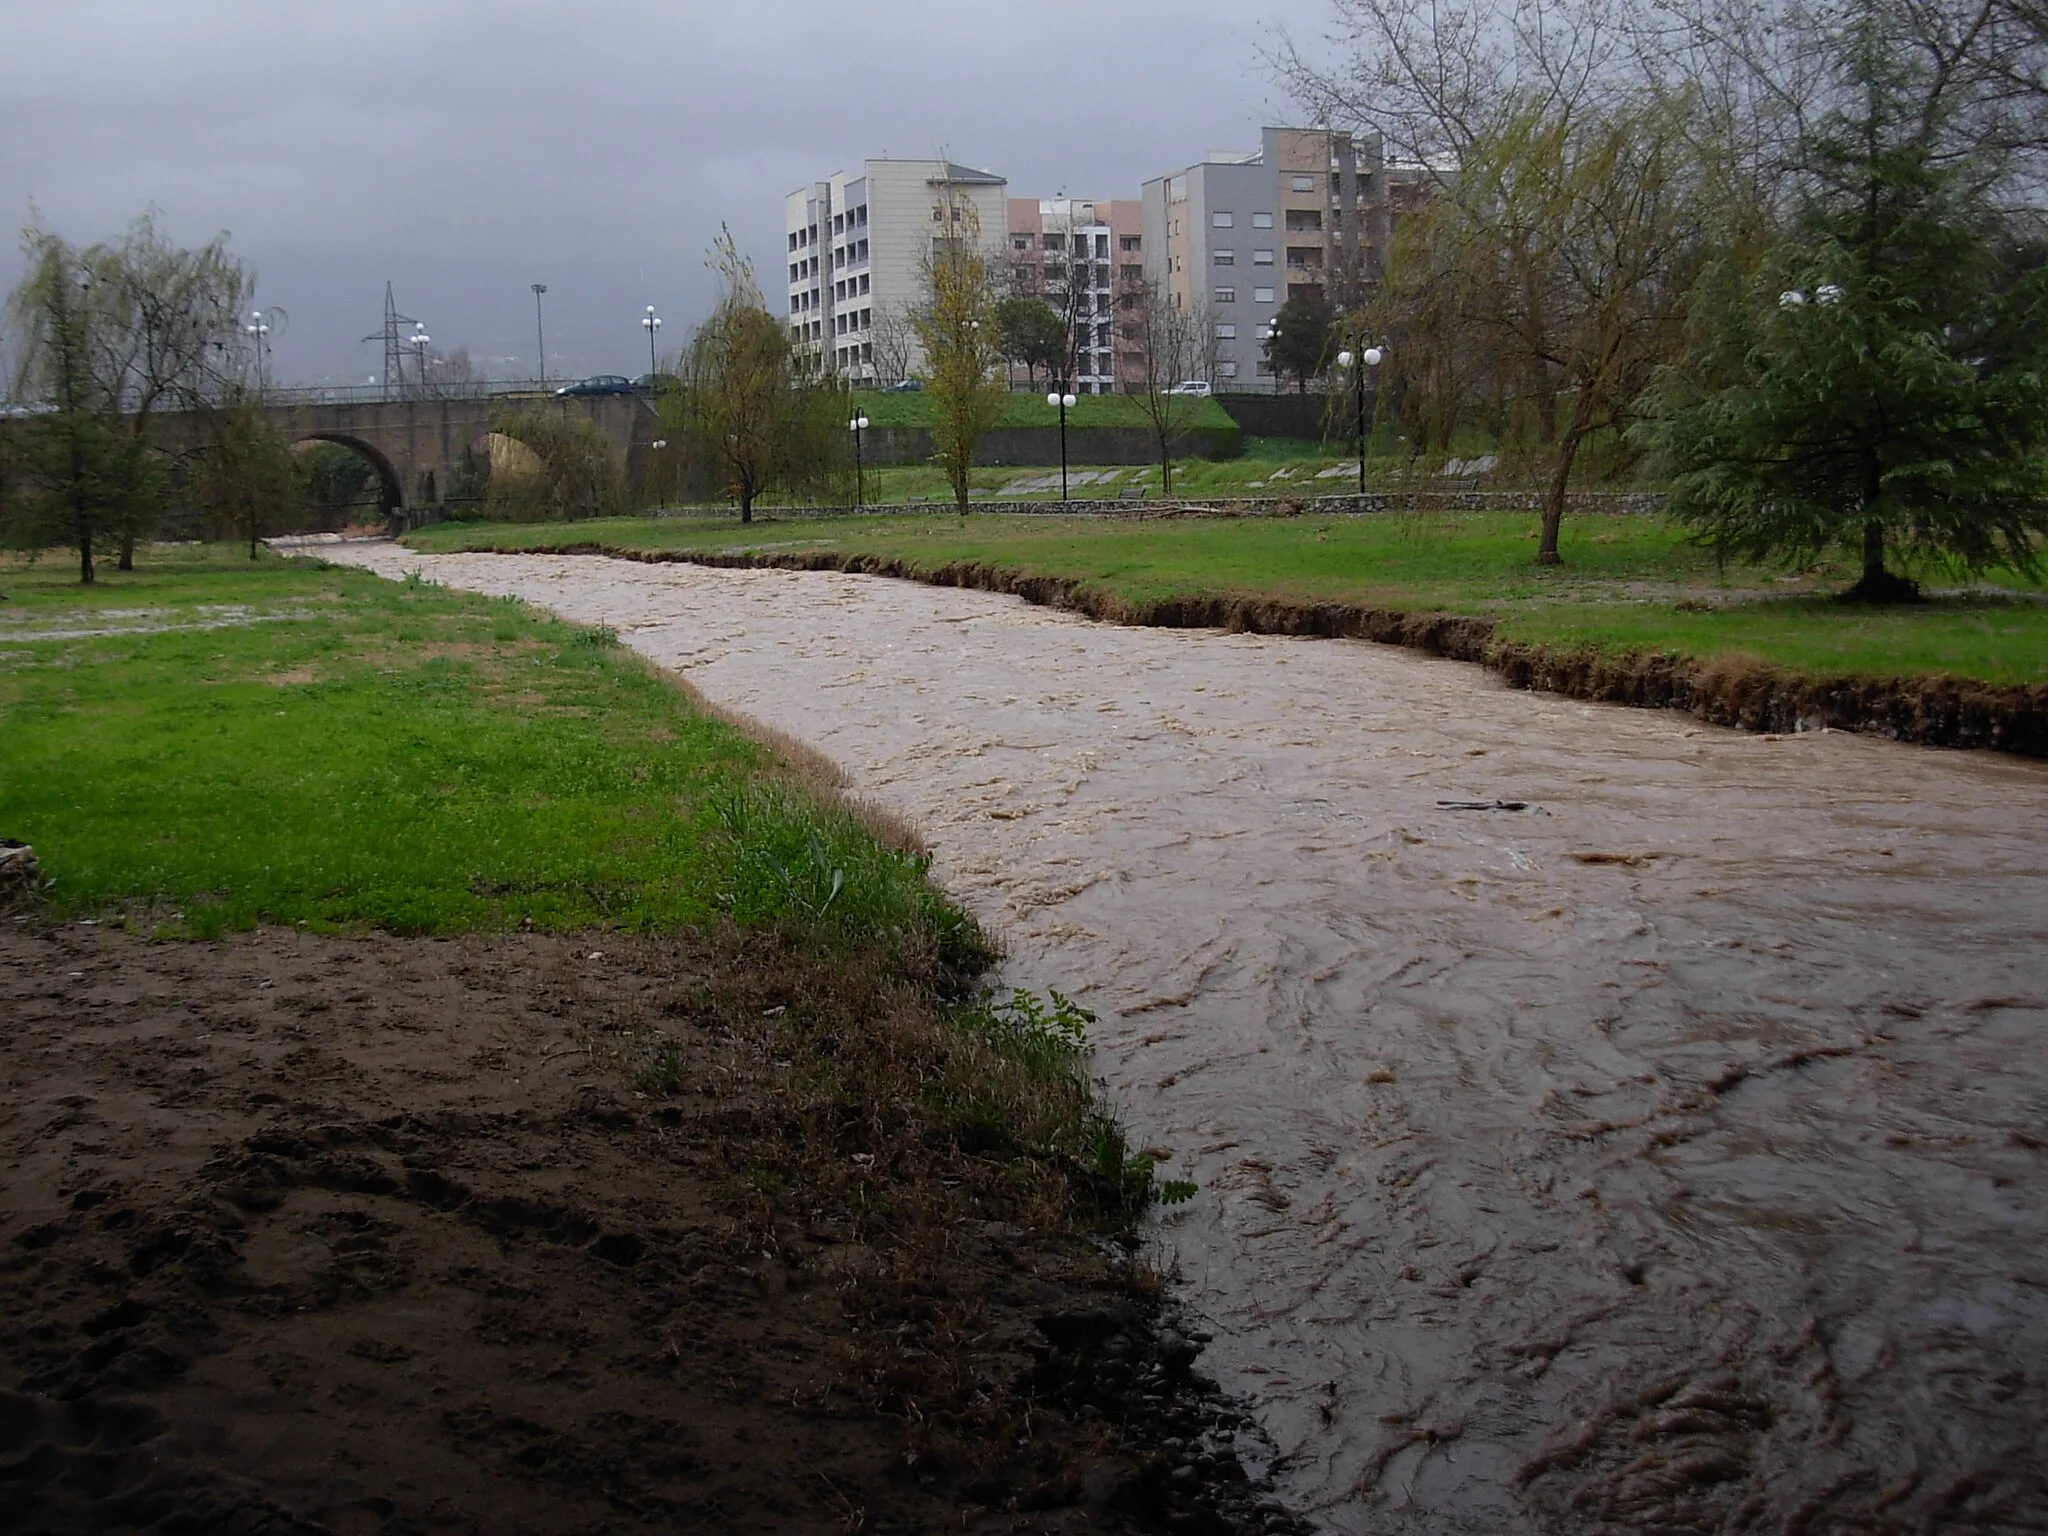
xmin=1125 ymin=281 xmax=1211 ymax=496
xmin=868 ymin=299 xmax=921 ymax=387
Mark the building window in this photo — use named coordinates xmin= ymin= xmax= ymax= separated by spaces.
xmin=1214 ymin=286 xmax=1236 ymax=303
xmin=1120 ymin=234 xmax=1141 ymax=251
xmin=1252 ymin=212 xmax=1274 ymax=229
xmin=1120 ymin=263 xmax=1143 ymax=284
xmin=1216 ymin=323 xmax=1237 ymax=339
xmin=1212 ymin=211 xmax=1234 ymax=228
xmin=1254 ymin=286 xmax=1276 ymax=303
xmin=1013 ymin=234 xmax=1031 ymax=250
xmin=1253 ymin=249 xmax=1274 ymax=265
xmin=859 ymin=273 xmax=870 ymax=294
xmin=1219 ymin=360 xmax=1240 ymax=378
xmin=1291 ymin=175 xmax=1316 ymax=192
xmin=1041 ymin=233 xmax=1064 ymax=251
xmin=788 ymin=231 xmax=799 ymax=251
xmin=1286 ymin=208 xmax=1324 ymax=231
xmin=789 ymin=295 xmax=800 ymax=314
xmin=1257 ymin=357 xmax=1276 ymax=374
xmin=1214 ymin=250 xmax=1235 ymax=265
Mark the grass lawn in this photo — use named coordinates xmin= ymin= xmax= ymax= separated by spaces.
xmin=0 ymin=544 xmax=978 ymax=953
xmin=832 ymin=437 xmax=1392 ymax=507
xmin=845 ymin=388 xmax=1236 ymax=432
xmin=407 ymin=510 xmax=2048 ymax=687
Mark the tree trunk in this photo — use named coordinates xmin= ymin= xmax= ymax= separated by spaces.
xmin=79 ymin=531 xmax=95 ymax=586
xmin=118 ymin=531 xmax=134 ymax=571
xmin=739 ymin=487 xmax=752 ymax=526
xmin=1840 ymin=518 xmax=1919 ymax=602
xmin=1839 ymin=450 xmax=1919 ymax=601
xmin=1536 ymin=427 xmax=1584 ymax=565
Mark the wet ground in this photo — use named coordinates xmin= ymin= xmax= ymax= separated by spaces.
xmin=320 ymin=544 xmax=2048 ymax=1534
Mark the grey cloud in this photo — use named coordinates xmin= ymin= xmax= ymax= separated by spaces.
xmin=1 ymin=0 xmax=1324 ymax=383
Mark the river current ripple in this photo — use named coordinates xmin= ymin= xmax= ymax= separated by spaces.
xmin=323 ymin=545 xmax=2048 ymax=1534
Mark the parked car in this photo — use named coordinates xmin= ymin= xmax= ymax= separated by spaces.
xmin=554 ymin=375 xmax=634 ymax=397
xmin=1165 ymin=380 xmax=1213 ymax=396
xmin=631 ymin=372 xmax=680 ymax=396
xmin=885 ymin=378 xmax=924 ymax=392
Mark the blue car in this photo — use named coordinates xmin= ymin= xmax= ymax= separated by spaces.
xmin=554 ymin=375 xmax=634 ymax=398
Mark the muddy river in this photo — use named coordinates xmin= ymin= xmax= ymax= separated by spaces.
xmin=320 ymin=544 xmax=2048 ymax=1534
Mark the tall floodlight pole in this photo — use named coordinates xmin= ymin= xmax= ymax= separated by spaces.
xmin=1047 ymin=390 xmax=1076 ymax=502
xmin=642 ymin=305 xmax=662 ymax=376
xmin=410 ymin=322 xmax=432 ymax=395
xmin=532 ymin=283 xmax=548 ymax=385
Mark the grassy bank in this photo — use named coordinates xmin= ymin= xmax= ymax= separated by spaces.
xmin=404 ymin=510 xmax=2048 ymax=688
xmin=0 ymin=545 xmax=973 ymax=953
xmin=0 ymin=540 xmax=1191 ymax=1205
xmin=846 ymin=387 xmax=1236 ymax=432
xmin=0 ymin=542 xmax=1268 ymax=1528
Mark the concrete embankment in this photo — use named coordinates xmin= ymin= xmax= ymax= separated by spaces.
xmin=445 ymin=539 xmax=2048 ymax=757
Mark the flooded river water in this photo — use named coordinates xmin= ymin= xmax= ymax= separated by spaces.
xmin=323 ymin=545 xmax=2048 ymax=1534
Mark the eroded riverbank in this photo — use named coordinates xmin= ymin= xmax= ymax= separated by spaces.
xmin=320 ymin=543 xmax=2048 ymax=1534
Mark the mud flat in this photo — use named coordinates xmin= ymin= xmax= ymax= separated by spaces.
xmin=320 ymin=544 xmax=2048 ymax=1534
xmin=0 ymin=922 xmax=1309 ymax=1534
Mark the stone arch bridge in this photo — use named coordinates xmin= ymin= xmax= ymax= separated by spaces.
xmin=171 ymin=391 xmax=662 ymax=527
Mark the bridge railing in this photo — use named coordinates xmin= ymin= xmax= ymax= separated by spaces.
xmin=258 ymin=379 xmax=562 ymax=407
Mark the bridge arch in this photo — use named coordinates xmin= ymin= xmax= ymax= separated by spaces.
xmin=291 ymin=432 xmax=406 ymax=521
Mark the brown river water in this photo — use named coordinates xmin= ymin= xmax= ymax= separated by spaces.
xmin=319 ymin=544 xmax=2048 ymax=1534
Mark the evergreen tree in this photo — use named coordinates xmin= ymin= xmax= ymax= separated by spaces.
xmin=1643 ymin=15 xmax=2048 ymax=599
xmin=995 ymin=297 xmax=1066 ymax=390
xmin=1264 ymin=292 xmax=1336 ymax=395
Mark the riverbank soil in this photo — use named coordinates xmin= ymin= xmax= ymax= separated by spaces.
xmin=0 ymin=921 xmax=1290 ymax=1534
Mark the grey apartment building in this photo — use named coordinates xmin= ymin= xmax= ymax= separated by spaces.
xmin=1142 ymin=126 xmax=1402 ymax=391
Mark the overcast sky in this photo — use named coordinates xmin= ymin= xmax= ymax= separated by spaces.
xmin=1 ymin=0 xmax=1338 ymax=386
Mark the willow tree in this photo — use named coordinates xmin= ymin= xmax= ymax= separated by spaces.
xmin=914 ymin=193 xmax=1005 ymax=512
xmin=4 ymin=214 xmax=249 ymax=577
xmin=673 ymin=228 xmax=833 ymax=523
xmin=1280 ymin=0 xmax=1709 ymax=561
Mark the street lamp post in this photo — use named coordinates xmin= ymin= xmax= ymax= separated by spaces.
xmin=531 ymin=283 xmax=548 ymax=385
xmin=642 ymin=306 xmax=662 ymax=377
xmin=1047 ymin=390 xmax=1077 ymax=502
xmin=409 ymin=322 xmax=432 ymax=396
xmin=245 ymin=310 xmax=271 ymax=394
xmin=847 ymin=413 xmax=870 ymax=508
xmin=1334 ymin=344 xmax=1382 ymax=496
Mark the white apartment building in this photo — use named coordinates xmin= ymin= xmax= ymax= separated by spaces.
xmin=784 ymin=158 xmax=1008 ymax=383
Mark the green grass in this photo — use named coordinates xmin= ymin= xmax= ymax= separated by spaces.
xmin=404 ymin=510 xmax=2048 ymax=686
xmin=846 ymin=388 xmax=1236 ymax=432
xmin=0 ymin=544 xmax=985 ymax=959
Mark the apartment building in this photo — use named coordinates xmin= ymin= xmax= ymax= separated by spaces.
xmin=1003 ymin=198 xmax=1146 ymax=393
xmin=1141 ymin=126 xmax=1413 ymax=391
xmin=783 ymin=158 xmax=1007 ymax=383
